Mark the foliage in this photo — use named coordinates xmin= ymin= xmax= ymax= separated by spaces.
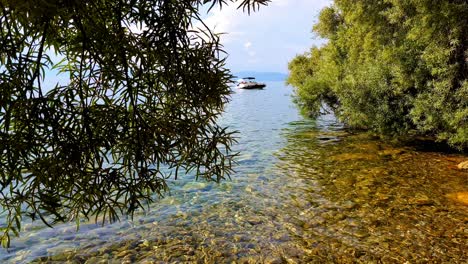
xmin=0 ymin=0 xmax=269 ymax=247
xmin=287 ymin=0 xmax=468 ymax=148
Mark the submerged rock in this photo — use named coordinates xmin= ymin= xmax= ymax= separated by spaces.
xmin=378 ymin=148 xmax=404 ymax=157
xmin=457 ymin=161 xmax=468 ymax=170
xmin=446 ymin=192 xmax=468 ymax=206
xmin=342 ymin=201 xmax=357 ymax=210
xmin=408 ymin=194 xmax=433 ymax=206
xmin=330 ymin=153 xmax=376 ymax=162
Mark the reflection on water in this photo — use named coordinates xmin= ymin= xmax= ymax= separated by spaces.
xmin=1 ymin=82 xmax=467 ymax=263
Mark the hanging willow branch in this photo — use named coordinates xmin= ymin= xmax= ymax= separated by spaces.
xmin=0 ymin=0 xmax=270 ymax=248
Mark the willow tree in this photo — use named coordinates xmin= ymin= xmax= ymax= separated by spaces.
xmin=288 ymin=0 xmax=467 ymax=148
xmin=0 ymin=0 xmax=269 ymax=247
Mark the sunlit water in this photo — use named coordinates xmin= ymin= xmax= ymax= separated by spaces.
xmin=1 ymin=82 xmax=467 ymax=263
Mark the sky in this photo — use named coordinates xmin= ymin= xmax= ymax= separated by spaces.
xmin=199 ymin=0 xmax=331 ymax=73
xmin=43 ymin=0 xmax=331 ymax=88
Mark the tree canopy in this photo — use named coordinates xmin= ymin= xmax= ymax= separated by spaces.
xmin=288 ymin=0 xmax=467 ymax=148
xmin=0 ymin=0 xmax=269 ymax=247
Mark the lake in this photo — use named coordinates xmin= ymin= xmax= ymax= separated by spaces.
xmin=1 ymin=81 xmax=467 ymax=263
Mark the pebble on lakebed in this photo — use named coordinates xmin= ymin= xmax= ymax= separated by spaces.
xmin=330 ymin=153 xmax=377 ymax=161
xmin=446 ymin=192 xmax=468 ymax=206
xmin=457 ymin=160 xmax=468 ymax=170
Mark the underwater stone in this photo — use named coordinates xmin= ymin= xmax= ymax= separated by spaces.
xmin=342 ymin=201 xmax=357 ymax=209
xmin=408 ymin=194 xmax=433 ymax=206
xmin=446 ymin=192 xmax=468 ymax=206
xmin=457 ymin=161 xmax=468 ymax=170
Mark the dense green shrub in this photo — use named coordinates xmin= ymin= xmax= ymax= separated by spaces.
xmin=288 ymin=0 xmax=467 ymax=148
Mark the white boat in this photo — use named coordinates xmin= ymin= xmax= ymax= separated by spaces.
xmin=236 ymin=77 xmax=266 ymax=89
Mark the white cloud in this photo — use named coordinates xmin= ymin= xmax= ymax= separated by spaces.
xmin=198 ymin=0 xmax=333 ymax=72
xmin=196 ymin=4 xmax=241 ymax=43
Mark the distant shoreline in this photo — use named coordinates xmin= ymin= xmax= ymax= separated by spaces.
xmin=233 ymin=71 xmax=287 ymax=82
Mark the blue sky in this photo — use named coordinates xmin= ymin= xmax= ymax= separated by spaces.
xmin=43 ymin=0 xmax=330 ymax=88
xmin=200 ymin=0 xmax=331 ymax=73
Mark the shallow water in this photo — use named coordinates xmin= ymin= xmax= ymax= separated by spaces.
xmin=1 ymin=82 xmax=467 ymax=263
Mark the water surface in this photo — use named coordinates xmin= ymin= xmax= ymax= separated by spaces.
xmin=1 ymin=82 xmax=467 ymax=263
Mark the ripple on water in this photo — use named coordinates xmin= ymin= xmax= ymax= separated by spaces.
xmin=1 ymin=82 xmax=467 ymax=263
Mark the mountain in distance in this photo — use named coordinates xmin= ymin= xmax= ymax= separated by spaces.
xmin=233 ymin=71 xmax=288 ymax=82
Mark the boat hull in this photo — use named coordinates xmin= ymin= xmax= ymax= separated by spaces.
xmin=237 ymin=83 xmax=266 ymax=89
